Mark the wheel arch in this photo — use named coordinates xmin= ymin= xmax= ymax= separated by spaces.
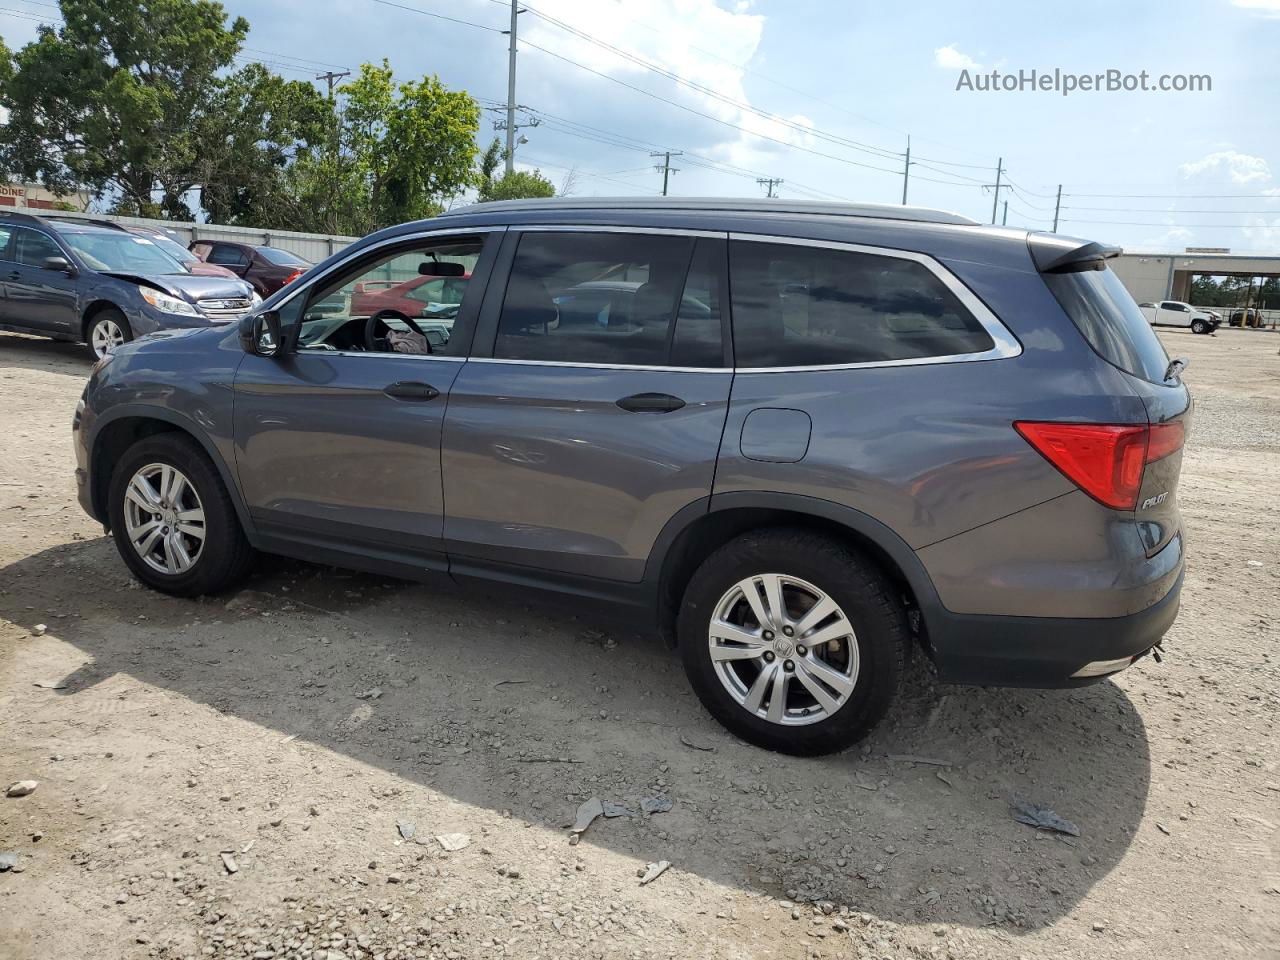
xmin=647 ymin=492 xmax=943 ymax=652
xmin=89 ymin=408 xmax=251 ymax=535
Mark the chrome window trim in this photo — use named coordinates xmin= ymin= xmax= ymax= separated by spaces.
xmin=468 ymin=357 xmax=733 ymax=374
xmin=294 ymin=349 xmax=466 ymax=363
xmin=725 ymin=232 xmax=1022 ymax=372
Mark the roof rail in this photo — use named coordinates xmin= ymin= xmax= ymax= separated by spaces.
xmin=40 ymin=214 xmax=129 ymax=232
xmin=440 ymin=195 xmax=979 ymax=226
xmin=0 ymin=210 xmax=47 ymax=225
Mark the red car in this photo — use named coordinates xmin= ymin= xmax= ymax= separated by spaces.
xmin=189 ymin=240 xmax=311 ymax=296
xmin=351 ymin=272 xmax=470 ymax=318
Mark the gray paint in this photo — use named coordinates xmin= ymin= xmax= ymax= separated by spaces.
xmin=73 ymin=198 xmax=1190 ymax=686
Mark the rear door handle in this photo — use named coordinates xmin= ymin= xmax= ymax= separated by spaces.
xmin=383 ymin=380 xmax=440 ymax=402
xmin=6 ymin=270 xmax=19 ymax=281
xmin=616 ymin=392 xmax=685 ymax=413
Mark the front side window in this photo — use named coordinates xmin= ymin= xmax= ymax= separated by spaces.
xmin=494 ymin=232 xmax=723 ymax=367
xmin=729 ymin=240 xmax=994 ymax=368
xmin=15 ymin=228 xmax=62 ymax=267
xmin=296 ymin=238 xmax=483 ymax=356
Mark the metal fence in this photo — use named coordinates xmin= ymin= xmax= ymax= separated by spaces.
xmin=7 ymin=204 xmax=359 ymax=263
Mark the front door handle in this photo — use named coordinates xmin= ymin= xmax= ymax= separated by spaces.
xmin=383 ymin=380 xmax=440 ymax=402
xmin=616 ymin=392 xmax=685 ymax=414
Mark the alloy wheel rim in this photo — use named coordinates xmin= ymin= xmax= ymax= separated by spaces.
xmin=707 ymin=573 xmax=859 ymax=727
xmin=122 ymin=463 xmax=206 ymax=575
xmin=91 ymin=319 xmax=125 ymax=358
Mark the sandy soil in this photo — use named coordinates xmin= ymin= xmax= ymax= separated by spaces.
xmin=0 ymin=327 xmax=1276 ymax=960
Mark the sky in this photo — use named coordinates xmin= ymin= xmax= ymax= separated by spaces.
xmin=4 ymin=0 xmax=1280 ymax=252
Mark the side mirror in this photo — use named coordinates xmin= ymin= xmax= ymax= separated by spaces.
xmin=44 ymin=256 xmax=75 ymax=275
xmin=240 ymin=310 xmax=282 ymax=357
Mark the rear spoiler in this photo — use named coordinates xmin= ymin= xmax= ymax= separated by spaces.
xmin=1028 ymin=232 xmax=1122 ymax=274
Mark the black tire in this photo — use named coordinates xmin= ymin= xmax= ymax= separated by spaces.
xmin=1191 ymin=319 xmax=1209 ymax=335
xmin=678 ymin=528 xmax=906 ymax=756
xmin=84 ymin=307 xmax=133 ymax=361
xmin=108 ymin=433 xmax=255 ymax=597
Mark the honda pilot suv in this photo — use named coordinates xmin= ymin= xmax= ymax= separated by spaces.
xmin=72 ymin=198 xmax=1190 ymax=755
xmin=0 ymin=213 xmax=260 ymax=358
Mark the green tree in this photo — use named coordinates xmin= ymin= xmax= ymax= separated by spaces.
xmin=0 ymin=0 xmax=249 ymax=217
xmin=475 ymin=137 xmax=556 ymax=202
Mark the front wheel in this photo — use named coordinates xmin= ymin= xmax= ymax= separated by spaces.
xmin=1191 ymin=319 xmax=1209 ymax=334
xmin=678 ymin=529 xmax=906 ymax=756
xmin=108 ymin=434 xmax=255 ymax=596
xmin=85 ymin=308 xmax=133 ymax=360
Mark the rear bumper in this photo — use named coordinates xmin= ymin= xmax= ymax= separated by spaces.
xmin=928 ymin=566 xmax=1182 ymax=687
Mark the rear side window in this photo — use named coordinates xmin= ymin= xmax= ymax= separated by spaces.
xmin=495 ymin=232 xmax=724 ymax=367
xmin=208 ymin=244 xmax=249 ymax=267
xmin=1044 ymin=267 xmax=1170 ymax=383
xmin=728 ymin=240 xmax=994 ymax=368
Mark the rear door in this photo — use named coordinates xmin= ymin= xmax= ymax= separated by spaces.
xmin=206 ymin=243 xmax=251 ymax=279
xmin=4 ymin=226 xmax=79 ymax=333
xmin=441 ymin=228 xmax=733 ymax=582
xmin=233 ymin=230 xmax=499 ymax=566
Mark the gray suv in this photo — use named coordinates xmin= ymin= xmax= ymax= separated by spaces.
xmin=72 ymin=198 xmax=1189 ymax=755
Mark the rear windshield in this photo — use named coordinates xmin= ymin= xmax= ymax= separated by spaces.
xmin=258 ymin=246 xmax=309 ymax=266
xmin=1043 ymin=266 xmax=1170 ymax=383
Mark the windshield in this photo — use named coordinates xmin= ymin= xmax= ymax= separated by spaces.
xmin=148 ymin=235 xmax=198 ymax=264
xmin=64 ymin=231 xmax=186 ymax=274
xmin=259 ymin=246 xmax=309 ymax=266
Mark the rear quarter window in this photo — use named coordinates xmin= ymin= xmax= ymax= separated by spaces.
xmin=1043 ymin=266 xmax=1170 ymax=384
xmin=728 ymin=240 xmax=995 ymax=368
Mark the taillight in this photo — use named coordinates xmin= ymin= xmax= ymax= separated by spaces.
xmin=1014 ymin=421 xmax=1184 ymax=510
xmin=283 ymin=269 xmax=303 ymax=285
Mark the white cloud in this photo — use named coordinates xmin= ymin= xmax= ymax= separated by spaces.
xmin=1231 ymin=0 xmax=1280 ymax=15
xmin=933 ymin=44 xmax=982 ymax=70
xmin=1179 ymin=150 xmax=1272 ymax=184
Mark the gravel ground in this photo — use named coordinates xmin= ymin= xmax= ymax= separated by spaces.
xmin=0 ymin=326 xmax=1277 ymax=960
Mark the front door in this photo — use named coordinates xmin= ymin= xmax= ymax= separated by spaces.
xmin=232 ymin=230 xmax=499 ymax=566
xmin=442 ymin=230 xmax=733 ymax=582
xmin=4 ymin=226 xmax=79 ymax=333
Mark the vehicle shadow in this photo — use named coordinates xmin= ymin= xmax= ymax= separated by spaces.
xmin=0 ymin=536 xmax=1151 ymax=933
xmin=0 ymin=332 xmax=93 ymax=376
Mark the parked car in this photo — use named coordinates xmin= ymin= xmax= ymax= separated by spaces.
xmin=0 ymin=212 xmax=260 ymax=359
xmin=1138 ymin=300 xmax=1218 ymax=334
xmin=73 ymin=198 xmax=1189 ymax=755
xmin=127 ymin=226 xmax=238 ymax=279
xmin=350 ymin=269 xmax=471 ymax=320
xmin=1228 ymin=307 xmax=1263 ymax=328
xmin=188 ymin=240 xmax=311 ymax=297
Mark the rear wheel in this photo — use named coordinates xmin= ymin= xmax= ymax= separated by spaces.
xmin=1191 ymin=318 xmax=1209 ymax=335
xmin=108 ymin=434 xmax=254 ymax=596
xmin=85 ymin=308 xmax=132 ymax=360
xmin=678 ymin=529 xmax=906 ymax=756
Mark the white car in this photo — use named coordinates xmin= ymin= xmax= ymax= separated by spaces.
xmin=1138 ymin=300 xmax=1219 ymax=335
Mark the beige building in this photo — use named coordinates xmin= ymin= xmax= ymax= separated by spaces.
xmin=0 ymin=181 xmax=92 ymax=211
xmin=1110 ymin=250 xmax=1280 ymax=305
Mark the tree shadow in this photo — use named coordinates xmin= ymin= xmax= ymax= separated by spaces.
xmin=0 ymin=536 xmax=1150 ymax=933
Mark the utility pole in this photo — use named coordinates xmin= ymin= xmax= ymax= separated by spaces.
xmin=651 ymin=151 xmax=682 ymax=196
xmin=1052 ymin=184 xmax=1063 ymax=232
xmin=1002 ymin=200 xmax=1008 ymax=226
xmin=901 ymin=135 xmax=912 ymax=205
xmin=756 ymin=177 xmax=783 ymax=198
xmin=503 ymin=0 xmax=523 ymax=175
xmin=315 ymin=70 xmax=350 ymax=98
xmin=987 ymin=157 xmax=1004 ymax=224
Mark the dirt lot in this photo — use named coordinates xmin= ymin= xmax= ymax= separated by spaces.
xmin=0 ymin=327 xmax=1276 ymax=960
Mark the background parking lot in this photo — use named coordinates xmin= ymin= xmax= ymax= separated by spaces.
xmin=0 ymin=328 xmax=1276 ymax=959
